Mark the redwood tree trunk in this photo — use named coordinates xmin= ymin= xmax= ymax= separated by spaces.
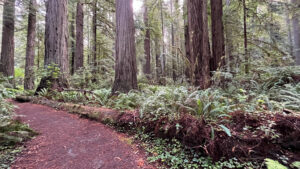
xmin=184 ymin=0 xmax=191 ymax=82
xmin=0 ymin=0 xmax=15 ymax=83
xmin=24 ymin=0 xmax=37 ymax=90
xmin=75 ymin=1 xmax=84 ymax=71
xmin=112 ymin=0 xmax=137 ymax=93
xmin=211 ymin=0 xmax=225 ymax=72
xmin=292 ymin=0 xmax=300 ymax=65
xmin=187 ymin=0 xmax=211 ymax=89
xmin=144 ymin=3 xmax=151 ymax=76
xmin=36 ymin=0 xmax=69 ymax=93
xmin=70 ymin=9 xmax=75 ymax=75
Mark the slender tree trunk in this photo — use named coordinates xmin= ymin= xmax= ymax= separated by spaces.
xmin=184 ymin=0 xmax=191 ymax=82
xmin=243 ymin=0 xmax=249 ymax=73
xmin=155 ymin=36 xmax=162 ymax=82
xmin=112 ymin=0 xmax=137 ymax=93
xmin=93 ymin=0 xmax=97 ymax=70
xmin=160 ymin=0 xmax=166 ymax=76
xmin=37 ymin=32 xmax=40 ymax=69
xmin=187 ymin=0 xmax=211 ymax=89
xmin=291 ymin=0 xmax=300 ymax=65
xmin=70 ymin=9 xmax=75 ymax=75
xmin=24 ymin=0 xmax=37 ymax=90
xmin=75 ymin=1 xmax=84 ymax=71
xmin=36 ymin=0 xmax=69 ymax=93
xmin=285 ymin=3 xmax=293 ymax=56
xmin=211 ymin=0 xmax=225 ymax=72
xmin=171 ymin=0 xmax=177 ymax=82
xmin=0 ymin=0 xmax=15 ymax=84
xmin=143 ymin=2 xmax=151 ymax=76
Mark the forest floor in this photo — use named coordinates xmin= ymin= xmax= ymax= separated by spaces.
xmin=10 ymin=101 xmax=155 ymax=169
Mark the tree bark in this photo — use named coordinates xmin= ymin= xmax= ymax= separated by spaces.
xmin=243 ymin=0 xmax=249 ymax=73
xmin=187 ymin=0 xmax=211 ymax=89
xmin=211 ymin=0 xmax=225 ymax=72
xmin=285 ymin=3 xmax=293 ymax=56
xmin=36 ymin=0 xmax=69 ymax=93
xmin=75 ymin=1 xmax=84 ymax=71
xmin=93 ymin=0 xmax=97 ymax=70
xmin=184 ymin=0 xmax=191 ymax=82
xmin=160 ymin=0 xmax=166 ymax=76
xmin=143 ymin=2 xmax=151 ymax=76
xmin=24 ymin=0 xmax=37 ymax=90
xmin=291 ymin=0 xmax=300 ymax=65
xmin=0 ymin=0 xmax=15 ymax=83
xmin=171 ymin=0 xmax=177 ymax=82
xmin=70 ymin=9 xmax=75 ymax=75
xmin=155 ymin=36 xmax=162 ymax=81
xmin=112 ymin=0 xmax=137 ymax=93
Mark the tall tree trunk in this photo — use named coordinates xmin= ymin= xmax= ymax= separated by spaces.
xmin=70 ymin=9 xmax=75 ymax=75
xmin=211 ymin=0 xmax=225 ymax=72
xmin=171 ymin=0 xmax=177 ymax=82
xmin=292 ymin=0 xmax=300 ymax=65
xmin=36 ymin=0 xmax=69 ymax=93
xmin=112 ymin=0 xmax=137 ymax=93
xmin=184 ymin=0 xmax=191 ymax=82
xmin=75 ymin=1 xmax=84 ymax=71
xmin=187 ymin=0 xmax=211 ymax=89
xmin=155 ymin=36 xmax=162 ymax=81
xmin=24 ymin=0 xmax=37 ymax=90
xmin=160 ymin=0 xmax=166 ymax=76
xmin=93 ymin=0 xmax=97 ymax=71
xmin=0 ymin=0 xmax=15 ymax=84
xmin=285 ymin=3 xmax=293 ymax=56
xmin=243 ymin=0 xmax=249 ymax=73
xmin=143 ymin=2 xmax=151 ymax=76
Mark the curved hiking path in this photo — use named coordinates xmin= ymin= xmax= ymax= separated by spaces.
xmin=11 ymin=101 xmax=155 ymax=169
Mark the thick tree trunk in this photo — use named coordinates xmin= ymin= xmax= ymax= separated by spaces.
xmin=143 ymin=4 xmax=151 ymax=76
xmin=75 ymin=1 xmax=84 ymax=71
xmin=187 ymin=0 xmax=211 ymax=89
xmin=0 ymin=0 xmax=15 ymax=83
xmin=112 ymin=0 xmax=137 ymax=93
xmin=211 ymin=0 xmax=225 ymax=72
xmin=291 ymin=0 xmax=300 ymax=65
xmin=36 ymin=0 xmax=69 ymax=93
xmin=24 ymin=0 xmax=37 ymax=90
xmin=70 ymin=9 xmax=75 ymax=75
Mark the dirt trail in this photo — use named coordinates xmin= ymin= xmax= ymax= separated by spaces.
xmin=11 ymin=102 xmax=154 ymax=169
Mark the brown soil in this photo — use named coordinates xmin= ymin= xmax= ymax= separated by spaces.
xmin=11 ymin=101 xmax=155 ymax=169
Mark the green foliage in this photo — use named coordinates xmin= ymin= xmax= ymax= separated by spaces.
xmin=265 ymin=158 xmax=288 ymax=169
xmin=0 ymin=75 xmax=36 ymax=168
xmin=93 ymin=89 xmax=111 ymax=106
xmin=290 ymin=161 xmax=300 ymax=169
xmin=136 ymin=131 xmax=258 ymax=169
xmin=108 ymin=91 xmax=140 ymax=110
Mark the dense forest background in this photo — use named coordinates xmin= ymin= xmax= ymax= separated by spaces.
xmin=0 ymin=0 xmax=299 ymax=89
xmin=0 ymin=0 xmax=300 ymax=168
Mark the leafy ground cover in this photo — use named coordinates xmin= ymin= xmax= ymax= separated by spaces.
xmin=15 ymin=66 xmax=300 ymax=168
xmin=0 ymin=76 xmax=37 ymax=168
